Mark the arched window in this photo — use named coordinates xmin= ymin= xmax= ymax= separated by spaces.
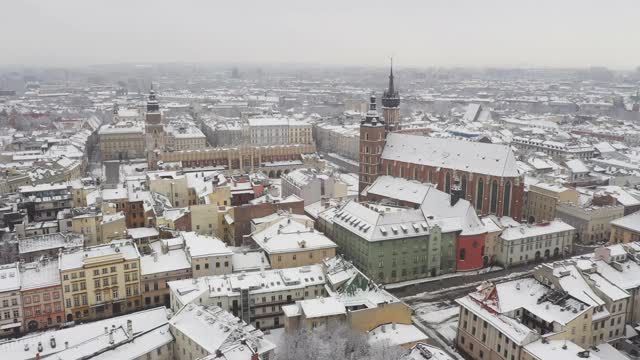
xmin=445 ymin=173 xmax=451 ymax=194
xmin=476 ymin=178 xmax=484 ymax=210
xmin=490 ymin=180 xmax=499 ymax=214
xmin=461 ymin=175 xmax=467 ymax=200
xmin=387 ymin=163 xmax=392 ymax=175
xmin=365 ymin=133 xmax=369 ymax=141
xmin=413 ymin=167 xmax=419 ymax=180
xmin=428 ymin=170 xmax=434 ymax=184
xmin=365 ymin=146 xmax=369 ymax=154
xmin=459 ymin=248 xmax=466 ymax=261
xmin=400 ymin=166 xmax=405 ymax=178
xmin=503 ymin=181 xmax=512 ymax=217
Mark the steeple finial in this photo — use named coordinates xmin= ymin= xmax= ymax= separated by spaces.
xmin=388 ymin=57 xmax=395 ymax=95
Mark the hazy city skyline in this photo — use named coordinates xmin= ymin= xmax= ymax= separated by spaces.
xmin=2 ymin=0 xmax=639 ymax=69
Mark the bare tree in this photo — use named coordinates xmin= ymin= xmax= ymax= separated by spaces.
xmin=276 ymin=323 xmax=406 ymax=360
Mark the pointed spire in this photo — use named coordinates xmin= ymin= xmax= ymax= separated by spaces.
xmin=382 ymin=58 xmax=400 ymax=108
xmin=388 ymin=57 xmax=395 ymax=95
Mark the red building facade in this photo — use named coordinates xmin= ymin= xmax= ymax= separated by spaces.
xmin=456 ymin=233 xmax=486 ymax=272
xmin=20 ymin=261 xmax=65 ymax=332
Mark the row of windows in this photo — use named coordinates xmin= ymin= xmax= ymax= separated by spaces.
xmin=24 ymin=292 xmax=60 ymax=304
xmin=24 ymin=303 xmax=62 ymax=316
xmin=194 ymin=261 xmax=229 ymax=271
xmin=1 ymin=298 xmax=18 ymax=307
xmin=2 ymin=310 xmax=20 ymax=319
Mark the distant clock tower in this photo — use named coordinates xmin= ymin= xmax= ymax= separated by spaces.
xmin=145 ymin=85 xmax=165 ymax=168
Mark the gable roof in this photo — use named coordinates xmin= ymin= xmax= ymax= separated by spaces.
xmin=381 ymin=133 xmax=520 ymax=178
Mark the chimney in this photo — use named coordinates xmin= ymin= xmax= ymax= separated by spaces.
xmin=127 ymin=319 xmax=133 ymax=336
xmin=251 ymin=353 xmax=259 ymax=360
xmin=109 ymin=329 xmax=115 ymax=344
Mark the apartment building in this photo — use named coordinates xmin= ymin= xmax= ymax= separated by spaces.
xmin=140 ymin=241 xmax=191 ymax=309
xmin=169 ymin=264 xmax=327 ymax=329
xmin=18 ymin=183 xmax=73 ymax=222
xmin=169 ymin=304 xmax=275 ymax=360
xmin=281 ymin=168 xmax=348 ymax=206
xmin=165 ymin=124 xmax=207 ymax=151
xmin=17 ymin=232 xmax=83 ymax=263
xmin=556 ymin=203 xmax=624 ymax=244
xmin=313 ymin=123 xmax=360 ymax=161
xmin=248 ymin=118 xmax=290 ymax=145
xmin=250 ymin=217 xmax=337 ymax=269
xmin=59 ymin=240 xmax=142 ymax=323
xmin=0 ymin=263 xmax=22 ymax=337
xmin=247 ymin=117 xmax=313 ymax=146
xmin=0 ymin=307 xmax=174 ymax=360
xmin=70 ymin=207 xmax=127 ymax=246
xmin=181 ymin=232 xmax=233 ymax=277
xmin=610 ymin=211 xmax=640 ymax=244
xmin=284 ymin=256 xmax=412 ymax=334
xmin=19 ymin=259 xmax=64 ymax=332
xmin=147 ymin=171 xmax=196 ymax=208
xmin=98 ymin=122 xmax=145 ymax=161
xmin=496 ymin=220 xmax=575 ymax=267
xmin=533 ymin=261 xmax=629 ymax=345
xmin=288 ymin=120 xmax=313 ymax=144
xmin=526 ymin=183 xmax=579 ymax=223
xmin=456 ymin=256 xmax=633 ymax=360
xmin=456 ymin=279 xmax=592 ymax=360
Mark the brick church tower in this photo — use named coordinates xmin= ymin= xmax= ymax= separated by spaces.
xmin=358 ymin=95 xmax=386 ymax=195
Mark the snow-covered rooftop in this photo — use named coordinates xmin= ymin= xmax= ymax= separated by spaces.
xmin=382 ymin=133 xmax=520 ymax=178
xmin=500 ymin=220 xmax=574 ymax=241
xmin=251 ymin=218 xmax=337 ymax=254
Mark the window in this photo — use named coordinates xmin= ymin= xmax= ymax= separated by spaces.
xmin=460 ymin=248 xmax=466 ymax=261
xmin=461 ymin=175 xmax=467 ymax=199
xmin=476 ymin=178 xmax=484 ymax=210
xmin=445 ymin=173 xmax=451 ymax=194
xmin=195 ymin=264 xmax=200 ymax=271
xmin=490 ymin=180 xmax=499 ymax=213
xmin=503 ymin=181 xmax=512 ymax=216
xmin=204 ymin=263 xmax=209 ymax=269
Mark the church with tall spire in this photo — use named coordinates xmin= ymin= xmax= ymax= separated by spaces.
xmin=358 ymin=61 xmax=525 ymax=221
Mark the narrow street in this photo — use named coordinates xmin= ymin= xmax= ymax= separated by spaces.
xmin=389 ymin=244 xmax=596 ymax=301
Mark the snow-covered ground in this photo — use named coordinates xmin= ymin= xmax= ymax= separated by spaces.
xmin=415 ymin=301 xmax=460 ymax=344
xmin=263 ymin=327 xmax=285 ymax=353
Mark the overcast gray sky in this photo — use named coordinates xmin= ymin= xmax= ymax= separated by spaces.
xmin=2 ymin=0 xmax=639 ymax=69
